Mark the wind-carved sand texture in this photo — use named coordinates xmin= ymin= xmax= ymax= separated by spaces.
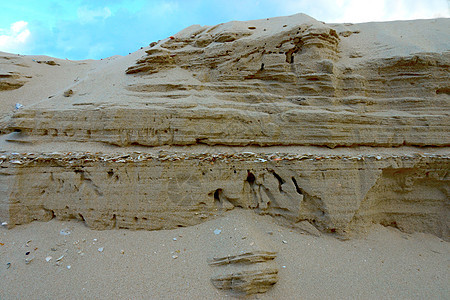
xmin=0 ymin=14 xmax=449 ymax=296
xmin=208 ymin=250 xmax=279 ymax=295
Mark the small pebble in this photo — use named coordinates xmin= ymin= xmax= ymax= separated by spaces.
xmin=25 ymin=256 xmax=34 ymax=264
xmin=67 ymin=265 xmax=71 ymax=269
xmin=214 ymin=229 xmax=221 ymax=235
xmin=282 ymin=240 xmax=288 ymax=244
xmin=98 ymin=247 xmax=104 ymax=252
xmin=45 ymin=256 xmax=52 ymax=262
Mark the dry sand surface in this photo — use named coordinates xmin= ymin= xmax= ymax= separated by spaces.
xmin=0 ymin=209 xmax=448 ymax=299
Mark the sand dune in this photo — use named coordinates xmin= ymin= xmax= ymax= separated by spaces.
xmin=0 ymin=13 xmax=449 ymax=298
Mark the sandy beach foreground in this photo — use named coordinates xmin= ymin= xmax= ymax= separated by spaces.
xmin=0 ymin=209 xmax=448 ymax=299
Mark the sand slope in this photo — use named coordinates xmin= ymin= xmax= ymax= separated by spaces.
xmin=0 ymin=209 xmax=448 ymax=299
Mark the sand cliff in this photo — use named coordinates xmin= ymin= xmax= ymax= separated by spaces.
xmin=0 ymin=13 xmax=449 ymax=297
xmin=1 ymin=14 xmax=449 ymax=239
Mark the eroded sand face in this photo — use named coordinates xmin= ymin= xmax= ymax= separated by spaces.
xmin=0 ymin=150 xmax=448 ymax=240
xmin=0 ymin=14 xmax=449 ymax=297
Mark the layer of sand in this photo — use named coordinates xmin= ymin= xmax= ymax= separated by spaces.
xmin=0 ymin=209 xmax=448 ymax=299
xmin=2 ymin=17 xmax=449 ymax=123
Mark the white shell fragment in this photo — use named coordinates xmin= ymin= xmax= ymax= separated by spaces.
xmin=56 ymin=255 xmax=65 ymax=262
xmin=60 ymin=228 xmax=71 ymax=236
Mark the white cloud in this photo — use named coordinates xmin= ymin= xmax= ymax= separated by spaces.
xmin=331 ymin=0 xmax=450 ymax=23
xmin=87 ymin=43 xmax=113 ymax=59
xmin=77 ymin=6 xmax=112 ymax=24
xmin=0 ymin=21 xmax=31 ymax=53
xmin=332 ymin=0 xmax=387 ymax=23
xmin=275 ymin=0 xmax=450 ymax=23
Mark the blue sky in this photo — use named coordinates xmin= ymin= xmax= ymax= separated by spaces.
xmin=1 ymin=0 xmax=449 ymax=60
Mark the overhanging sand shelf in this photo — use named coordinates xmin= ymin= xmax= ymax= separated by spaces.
xmin=0 ymin=14 xmax=449 ymax=241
